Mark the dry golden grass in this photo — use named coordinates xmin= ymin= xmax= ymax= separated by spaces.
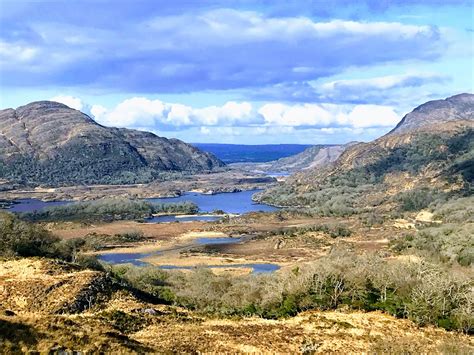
xmin=1 ymin=258 xmax=472 ymax=354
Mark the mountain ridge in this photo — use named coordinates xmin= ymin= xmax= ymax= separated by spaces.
xmin=231 ymin=143 xmax=357 ymax=173
xmin=389 ymin=93 xmax=474 ymax=135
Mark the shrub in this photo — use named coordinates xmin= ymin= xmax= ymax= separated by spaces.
xmin=263 ymin=223 xmax=352 ymax=239
xmin=0 ymin=212 xmax=61 ymax=258
xmin=106 ymin=264 xmax=175 ymax=303
xmin=0 ymin=212 xmax=105 ymax=268
xmin=100 ymin=310 xmax=147 ymax=333
xmin=152 ymin=252 xmax=473 ymax=332
xmin=392 ymin=223 xmax=474 ymax=266
xmin=395 ymin=188 xmax=443 ymax=212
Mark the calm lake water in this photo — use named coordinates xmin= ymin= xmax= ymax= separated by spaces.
xmin=144 ymin=215 xmax=222 ymax=223
xmin=7 ymin=199 xmax=71 ymax=213
xmin=4 ymin=189 xmax=276 ymax=216
xmin=147 ymin=189 xmax=277 ymax=214
xmin=159 ymin=263 xmax=280 ymax=273
xmin=97 ymin=236 xmax=280 ymax=273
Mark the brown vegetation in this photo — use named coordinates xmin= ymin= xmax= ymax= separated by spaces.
xmin=1 ymin=258 xmax=472 ymax=353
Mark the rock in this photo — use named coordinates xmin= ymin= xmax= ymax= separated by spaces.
xmin=3 ymin=309 xmax=15 ymax=316
xmin=389 ymin=93 xmax=474 ymax=135
xmin=143 ymin=308 xmax=157 ymax=315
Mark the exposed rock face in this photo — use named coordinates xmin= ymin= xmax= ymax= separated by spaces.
xmin=0 ymin=101 xmax=224 ymax=185
xmin=272 ymin=143 xmax=358 ymax=172
xmin=232 ymin=143 xmax=357 ymax=174
xmin=389 ymin=93 xmax=474 ymax=135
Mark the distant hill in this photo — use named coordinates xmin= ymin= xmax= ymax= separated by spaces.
xmin=231 ymin=143 xmax=356 ymax=173
xmin=0 ymin=101 xmax=224 ymax=186
xmin=192 ymin=143 xmax=312 ymax=163
xmin=259 ymin=94 xmax=474 ymax=213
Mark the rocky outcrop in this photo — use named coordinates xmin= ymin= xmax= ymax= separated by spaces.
xmin=389 ymin=93 xmax=474 ymax=135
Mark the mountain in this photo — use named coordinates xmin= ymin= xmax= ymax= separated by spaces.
xmin=0 ymin=101 xmax=224 ymax=186
xmin=259 ymin=94 xmax=474 ymax=213
xmin=389 ymin=93 xmax=474 ymax=135
xmin=231 ymin=143 xmax=356 ymax=173
xmin=267 ymin=143 xmax=358 ymax=172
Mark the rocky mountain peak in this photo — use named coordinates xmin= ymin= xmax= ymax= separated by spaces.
xmin=389 ymin=93 xmax=474 ymax=135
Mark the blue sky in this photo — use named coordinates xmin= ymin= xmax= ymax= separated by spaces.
xmin=0 ymin=0 xmax=472 ymax=144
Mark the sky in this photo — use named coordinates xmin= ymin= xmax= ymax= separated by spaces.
xmin=0 ymin=0 xmax=472 ymax=144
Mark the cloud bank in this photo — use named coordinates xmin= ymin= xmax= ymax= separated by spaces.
xmin=2 ymin=9 xmax=444 ymax=93
xmin=50 ymin=96 xmax=400 ymax=135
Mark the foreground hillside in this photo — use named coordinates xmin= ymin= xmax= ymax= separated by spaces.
xmin=0 ymin=101 xmax=224 ymax=186
xmin=1 ymin=258 xmax=472 ymax=353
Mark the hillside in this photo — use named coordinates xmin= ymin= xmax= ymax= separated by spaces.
xmin=271 ymin=143 xmax=356 ymax=172
xmin=231 ymin=143 xmax=356 ymax=174
xmin=1 ymin=258 xmax=472 ymax=353
xmin=389 ymin=93 xmax=474 ymax=135
xmin=259 ymin=94 xmax=474 ymax=212
xmin=0 ymin=101 xmax=224 ymax=186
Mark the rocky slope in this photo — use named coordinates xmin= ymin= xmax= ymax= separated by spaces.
xmin=271 ymin=142 xmax=357 ymax=172
xmin=389 ymin=93 xmax=474 ymax=135
xmin=232 ymin=143 xmax=356 ymax=174
xmin=329 ymin=93 xmax=474 ymax=172
xmin=0 ymin=101 xmax=224 ymax=185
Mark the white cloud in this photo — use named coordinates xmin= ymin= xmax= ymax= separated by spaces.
xmin=90 ymin=104 xmax=108 ymax=120
xmin=0 ymin=41 xmax=39 ymax=64
xmin=344 ymin=105 xmax=400 ymax=128
xmin=193 ymin=102 xmax=253 ymax=125
xmin=1 ymin=8 xmax=445 ymax=92
xmin=200 ymin=127 xmax=211 ymax=135
xmin=92 ymin=97 xmax=255 ymax=129
xmin=258 ymin=103 xmax=400 ymax=128
xmin=66 ymin=95 xmax=402 ymax=133
xmin=321 ymin=73 xmax=446 ymax=93
xmin=258 ymin=103 xmax=333 ymax=126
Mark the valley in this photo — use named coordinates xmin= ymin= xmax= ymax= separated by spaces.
xmin=1 ymin=94 xmax=473 ymax=353
xmin=2 ymin=0 xmax=474 ymax=351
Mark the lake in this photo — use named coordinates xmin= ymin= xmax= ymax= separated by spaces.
xmin=147 ymin=189 xmax=277 ymax=214
xmin=2 ymin=189 xmax=276 ymax=215
xmin=97 ymin=236 xmax=280 ymax=273
xmin=144 ymin=215 xmax=222 ymax=223
xmin=7 ymin=199 xmax=71 ymax=213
